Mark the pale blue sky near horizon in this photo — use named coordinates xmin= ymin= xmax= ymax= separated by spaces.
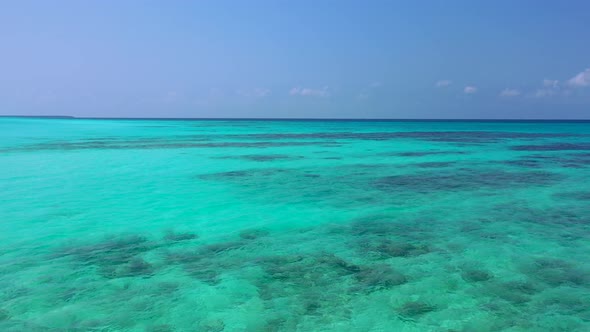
xmin=1 ymin=1 xmax=589 ymax=119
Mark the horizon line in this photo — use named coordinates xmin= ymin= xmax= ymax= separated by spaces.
xmin=2 ymin=115 xmax=590 ymax=122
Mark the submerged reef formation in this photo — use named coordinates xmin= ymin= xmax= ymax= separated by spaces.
xmin=502 ymin=153 xmax=590 ymax=169
xmin=461 ymin=268 xmax=494 ymax=282
xmin=374 ymin=169 xmax=561 ymax=193
xmin=163 ymin=230 xmax=198 ymax=242
xmin=397 ymin=301 xmax=437 ymax=320
xmin=3 ymin=199 xmax=590 ymax=331
xmin=216 ymin=154 xmax=303 ymax=162
xmin=233 ymin=131 xmax=577 ymax=144
xmin=510 ymin=142 xmax=590 ymax=151
xmin=54 ymin=235 xmax=158 ymax=279
xmin=3 ymin=120 xmax=590 ymax=331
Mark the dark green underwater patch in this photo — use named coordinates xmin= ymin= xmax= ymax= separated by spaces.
xmin=374 ymin=169 xmax=561 ymax=193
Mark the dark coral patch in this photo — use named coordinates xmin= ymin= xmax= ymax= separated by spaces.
xmin=99 ymin=257 xmax=155 ymax=279
xmin=315 ymin=253 xmax=362 ymax=273
xmin=539 ymin=292 xmax=590 ymax=317
xmin=164 ymin=231 xmax=198 ymax=242
xmin=502 ymin=159 xmax=545 ymax=168
xmin=507 ymin=153 xmax=590 ymax=168
xmin=184 ymin=261 xmax=222 ymax=285
xmin=252 ymin=252 xmax=366 ymax=319
xmin=4 ymin=140 xmax=329 ymax=153
xmin=0 ymin=309 xmax=10 ymax=321
xmin=388 ymin=151 xmax=466 ymax=157
xmin=521 ymin=257 xmax=590 ymax=287
xmin=200 ymin=241 xmax=246 ymax=254
xmin=490 ymin=203 xmax=587 ymax=227
xmin=374 ymin=169 xmax=560 ymax=193
xmin=480 ymin=279 xmax=542 ymax=305
xmin=354 ymin=264 xmax=407 ymax=292
xmin=55 ymin=235 xmax=159 ymax=278
xmin=199 ymin=319 xmax=226 ymax=332
xmin=169 ymin=241 xmax=246 ymax=262
xmin=216 ymin=154 xmax=302 ymax=162
xmin=239 ymin=229 xmax=270 ymax=240
xmin=461 ymin=269 xmax=494 ymax=282
xmin=198 ymin=168 xmax=287 ymax=181
xmin=124 ymin=258 xmax=155 ymax=277
xmin=259 ymin=254 xmax=359 ymax=283
xmin=165 ymin=240 xmax=249 ymax=283
xmin=559 ymin=153 xmax=590 ymax=168
xmin=501 ymin=280 xmax=541 ymax=296
xmin=343 ymin=216 xmax=435 ymax=247
xmin=397 ymin=301 xmax=436 ymax=319
xmin=199 ymin=170 xmax=250 ymax=179
xmin=237 ymin=131 xmax=575 ymax=144
xmin=510 ymin=143 xmax=590 ymax=151
xmin=347 ymin=216 xmax=399 ymax=237
xmin=413 ymin=162 xmax=454 ymax=168
xmin=366 ymin=240 xmax=431 ymax=258
xmin=553 ymin=191 xmax=590 ymax=201
xmin=145 ymin=324 xmax=175 ymax=332
xmin=262 ymin=318 xmax=290 ymax=332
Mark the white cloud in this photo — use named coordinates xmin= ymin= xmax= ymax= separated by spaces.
xmin=237 ymin=88 xmax=271 ymax=98
xmin=534 ymin=89 xmax=556 ymax=98
xmin=435 ymin=80 xmax=452 ymax=87
xmin=568 ymin=68 xmax=590 ymax=87
xmin=543 ymin=79 xmax=559 ymax=88
xmin=464 ymin=86 xmax=477 ymax=94
xmin=533 ymin=79 xmax=562 ymax=98
xmin=500 ymin=88 xmax=521 ymax=97
xmin=289 ymin=86 xmax=330 ymax=97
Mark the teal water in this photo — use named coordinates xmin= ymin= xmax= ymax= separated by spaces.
xmin=1 ymin=118 xmax=590 ymax=331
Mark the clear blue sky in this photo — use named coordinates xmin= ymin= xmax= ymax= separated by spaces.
xmin=1 ymin=1 xmax=589 ymax=119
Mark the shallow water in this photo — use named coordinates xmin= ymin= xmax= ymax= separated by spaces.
xmin=1 ymin=118 xmax=590 ymax=331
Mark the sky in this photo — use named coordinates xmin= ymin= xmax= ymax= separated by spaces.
xmin=1 ymin=1 xmax=590 ymax=119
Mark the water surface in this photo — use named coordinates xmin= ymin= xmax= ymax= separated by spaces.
xmin=1 ymin=118 xmax=590 ymax=331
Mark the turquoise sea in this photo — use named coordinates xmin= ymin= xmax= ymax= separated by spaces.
xmin=1 ymin=118 xmax=590 ymax=331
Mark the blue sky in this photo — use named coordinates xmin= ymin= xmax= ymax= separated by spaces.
xmin=1 ymin=1 xmax=589 ymax=119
